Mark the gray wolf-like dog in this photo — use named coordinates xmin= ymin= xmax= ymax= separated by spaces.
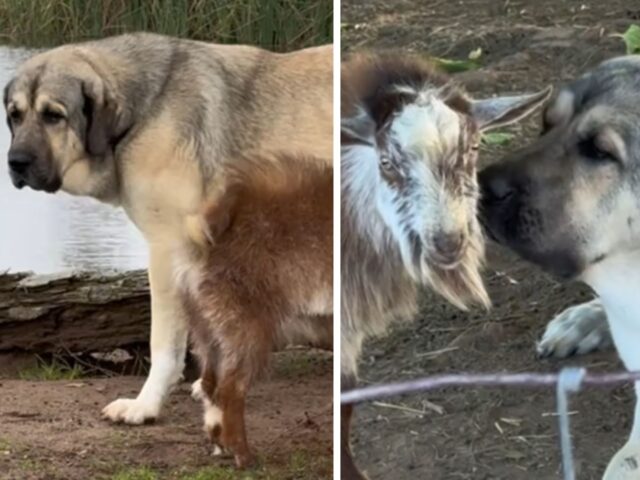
xmin=480 ymin=55 xmax=640 ymax=479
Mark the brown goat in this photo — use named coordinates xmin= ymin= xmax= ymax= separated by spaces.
xmin=340 ymin=52 xmax=550 ymax=479
xmin=175 ymin=153 xmax=333 ymax=468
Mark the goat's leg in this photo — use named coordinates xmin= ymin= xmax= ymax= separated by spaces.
xmin=342 ymin=373 xmax=369 ymax=480
xmin=216 ymin=370 xmax=254 ymax=468
xmin=198 ymin=355 xmax=226 ymax=456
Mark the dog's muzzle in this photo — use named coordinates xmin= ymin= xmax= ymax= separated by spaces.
xmin=8 ymin=150 xmax=61 ymax=193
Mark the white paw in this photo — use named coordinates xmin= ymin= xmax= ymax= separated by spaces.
xmin=191 ymin=379 xmax=204 ymax=401
xmin=604 ymin=442 xmax=640 ymax=480
xmin=536 ymin=299 xmax=612 ymax=358
xmin=102 ymin=398 xmax=160 ymax=425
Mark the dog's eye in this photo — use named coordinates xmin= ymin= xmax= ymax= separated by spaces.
xmin=578 ymin=137 xmax=616 ymax=164
xmin=8 ymin=109 xmax=22 ymax=124
xmin=42 ymin=109 xmax=65 ymax=125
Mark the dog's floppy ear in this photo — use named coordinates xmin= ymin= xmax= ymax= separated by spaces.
xmin=81 ymin=74 xmax=130 ymax=156
xmin=3 ymin=78 xmax=14 ymax=108
xmin=471 ymin=86 xmax=553 ymax=131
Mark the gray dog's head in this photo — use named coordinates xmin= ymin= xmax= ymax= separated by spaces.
xmin=3 ymin=47 xmax=130 ymax=199
xmin=480 ymin=56 xmax=640 ymax=279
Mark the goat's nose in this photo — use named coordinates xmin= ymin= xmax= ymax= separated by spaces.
xmin=8 ymin=151 xmax=35 ymax=175
xmin=433 ymin=232 xmax=464 ymax=261
xmin=479 ymin=165 xmax=516 ymax=204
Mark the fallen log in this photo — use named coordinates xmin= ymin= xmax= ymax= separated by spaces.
xmin=0 ymin=270 xmax=150 ymax=352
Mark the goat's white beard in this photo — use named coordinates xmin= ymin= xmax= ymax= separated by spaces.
xmin=423 ymin=218 xmax=490 ymax=311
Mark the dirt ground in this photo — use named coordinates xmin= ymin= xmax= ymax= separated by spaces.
xmin=342 ymin=0 xmax=639 ymax=479
xmin=0 ymin=350 xmax=332 ymax=480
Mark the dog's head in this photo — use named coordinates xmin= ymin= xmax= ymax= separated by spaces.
xmin=480 ymin=56 xmax=640 ymax=279
xmin=4 ymin=47 xmax=131 ymax=199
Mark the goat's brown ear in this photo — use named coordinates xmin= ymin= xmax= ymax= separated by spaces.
xmin=81 ymin=75 xmax=129 ymax=156
xmin=471 ymin=86 xmax=552 ymax=131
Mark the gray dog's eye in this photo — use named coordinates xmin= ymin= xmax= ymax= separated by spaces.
xmin=578 ymin=136 xmax=616 ymax=164
xmin=8 ymin=109 xmax=22 ymax=123
xmin=42 ymin=109 xmax=65 ymax=125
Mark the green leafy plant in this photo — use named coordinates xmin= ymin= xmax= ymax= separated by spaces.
xmin=622 ymin=24 xmax=640 ymax=54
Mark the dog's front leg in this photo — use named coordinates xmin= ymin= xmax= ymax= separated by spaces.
xmin=102 ymin=244 xmax=188 ymax=424
xmin=536 ymin=298 xmax=612 ymax=358
xmin=603 ymin=312 xmax=640 ymax=479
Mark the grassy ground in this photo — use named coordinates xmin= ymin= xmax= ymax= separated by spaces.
xmin=0 ymin=350 xmax=332 ymax=480
xmin=0 ymin=0 xmax=332 ymax=50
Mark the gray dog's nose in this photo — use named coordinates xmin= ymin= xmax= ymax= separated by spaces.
xmin=479 ymin=165 xmax=516 ymax=204
xmin=8 ymin=151 xmax=34 ymax=175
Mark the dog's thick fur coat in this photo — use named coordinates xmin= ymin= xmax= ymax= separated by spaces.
xmin=4 ymin=32 xmax=332 ymax=424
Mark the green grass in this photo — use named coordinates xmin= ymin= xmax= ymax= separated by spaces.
xmin=0 ymin=437 xmax=11 ymax=452
xmin=111 ymin=467 xmax=159 ymax=480
xmin=107 ymin=451 xmax=330 ymax=480
xmin=0 ymin=0 xmax=332 ymax=50
xmin=18 ymin=356 xmax=84 ymax=381
xmin=177 ymin=466 xmax=257 ymax=480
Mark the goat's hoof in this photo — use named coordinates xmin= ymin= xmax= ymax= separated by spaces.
xmin=234 ymin=451 xmax=257 ymax=469
xmin=341 ymin=448 xmax=369 ymax=479
xmin=191 ymin=379 xmax=204 ymax=401
xmin=604 ymin=442 xmax=640 ymax=480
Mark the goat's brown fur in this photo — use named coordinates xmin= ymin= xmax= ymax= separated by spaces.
xmin=340 ymin=52 xmax=488 ymax=480
xmin=178 ymin=153 xmax=333 ymax=468
xmin=341 ymin=52 xmax=472 ymax=136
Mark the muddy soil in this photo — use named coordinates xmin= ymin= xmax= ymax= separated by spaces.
xmin=342 ymin=0 xmax=639 ymax=479
xmin=0 ymin=350 xmax=332 ymax=480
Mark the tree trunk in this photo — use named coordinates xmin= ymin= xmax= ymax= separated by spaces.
xmin=0 ymin=270 xmax=150 ymax=352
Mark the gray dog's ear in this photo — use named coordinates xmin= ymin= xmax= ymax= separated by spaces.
xmin=81 ymin=75 xmax=130 ymax=156
xmin=471 ymin=86 xmax=553 ymax=132
xmin=3 ymin=78 xmax=14 ymax=108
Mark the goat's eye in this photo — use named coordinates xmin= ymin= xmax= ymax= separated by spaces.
xmin=42 ymin=109 xmax=65 ymax=125
xmin=578 ymin=136 xmax=616 ymax=164
xmin=380 ymin=156 xmax=393 ymax=170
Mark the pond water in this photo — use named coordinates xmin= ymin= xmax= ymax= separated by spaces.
xmin=0 ymin=47 xmax=147 ymax=274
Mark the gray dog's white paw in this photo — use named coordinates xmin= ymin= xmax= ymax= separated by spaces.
xmin=536 ymin=298 xmax=612 ymax=358
xmin=604 ymin=442 xmax=640 ymax=480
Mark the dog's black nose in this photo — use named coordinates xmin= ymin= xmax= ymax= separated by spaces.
xmin=433 ymin=232 xmax=464 ymax=263
xmin=8 ymin=151 xmax=35 ymax=175
xmin=479 ymin=165 xmax=516 ymax=204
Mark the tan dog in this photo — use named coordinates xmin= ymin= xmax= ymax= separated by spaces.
xmin=4 ymin=32 xmax=332 ymax=424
